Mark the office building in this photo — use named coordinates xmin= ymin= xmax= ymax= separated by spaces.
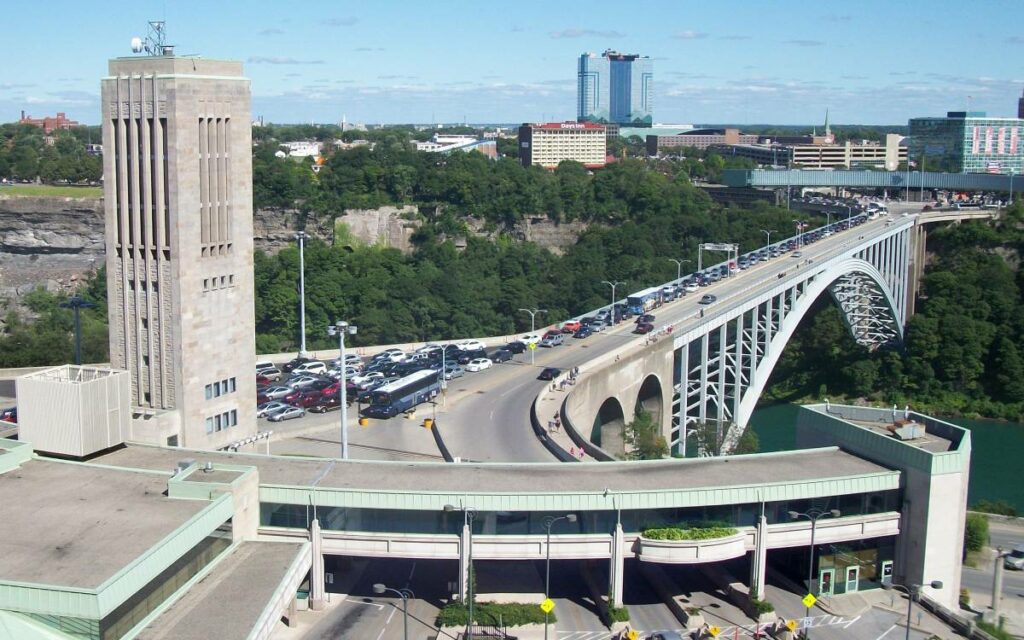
xmin=578 ymin=50 xmax=652 ymax=127
xmin=647 ymin=128 xmax=760 ymax=154
xmin=518 ymin=121 xmax=607 ymax=169
xmin=101 ymin=55 xmax=257 ymax=449
xmin=908 ymin=111 xmax=1024 ymax=175
xmin=713 ymin=134 xmax=907 ymax=171
xmin=1018 ymin=87 xmax=1024 ymax=119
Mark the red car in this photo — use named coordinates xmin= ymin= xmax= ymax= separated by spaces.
xmin=293 ymin=390 xmax=323 ymax=408
xmin=561 ymin=320 xmax=582 ymax=334
xmin=633 ymin=322 xmax=654 ymax=335
xmin=256 ymin=373 xmax=273 ymax=386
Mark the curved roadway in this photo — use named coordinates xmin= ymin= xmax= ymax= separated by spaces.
xmin=270 ymin=212 xmax=918 ymax=463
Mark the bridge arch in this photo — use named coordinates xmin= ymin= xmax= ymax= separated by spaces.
xmin=635 ymin=374 xmax=665 ymax=429
xmin=591 ymin=396 xmax=626 ymax=456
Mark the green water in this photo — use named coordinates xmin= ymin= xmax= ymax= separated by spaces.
xmin=749 ymin=403 xmax=1024 ymax=512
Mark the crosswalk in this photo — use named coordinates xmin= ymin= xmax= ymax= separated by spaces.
xmin=555 ymin=614 xmax=861 ymax=640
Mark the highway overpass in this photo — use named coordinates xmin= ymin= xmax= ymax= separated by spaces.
xmin=723 ymin=168 xmax=1022 ymax=193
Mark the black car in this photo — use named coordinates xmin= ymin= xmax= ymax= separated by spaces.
xmin=538 ymin=367 xmax=562 ymax=381
xmin=490 ymin=348 xmax=513 ymax=363
xmin=636 ymin=313 xmax=655 ymax=324
xmin=504 ymin=340 xmax=527 ymax=354
xmin=573 ymin=326 xmax=593 ymax=339
xmin=699 ymin=294 xmax=717 ymax=304
xmin=457 ymin=348 xmax=487 ymax=365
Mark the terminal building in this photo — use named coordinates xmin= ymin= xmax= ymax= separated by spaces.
xmin=518 ymin=121 xmax=608 ymax=169
xmin=908 ymin=111 xmax=1024 ymax=175
xmin=0 ymin=402 xmax=970 ymax=638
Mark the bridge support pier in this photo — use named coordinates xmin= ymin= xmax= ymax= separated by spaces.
xmin=609 ymin=523 xmax=625 ymax=607
xmin=309 ymin=518 xmax=326 ymax=610
xmin=749 ymin=514 xmax=768 ymax=601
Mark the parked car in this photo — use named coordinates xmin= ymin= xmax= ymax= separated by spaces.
xmin=457 ymin=348 xmax=487 ymax=365
xmin=0 ymin=407 xmax=15 ymax=424
xmin=520 ymin=333 xmax=541 ymax=345
xmin=267 ymin=406 xmax=305 ymax=422
xmin=292 ymin=360 xmax=327 ymax=375
xmin=633 ymin=322 xmax=654 ymax=334
xmin=294 ymin=390 xmax=325 ymax=408
xmin=281 ymin=357 xmax=314 ymax=373
xmin=490 ymin=348 xmax=513 ymax=363
xmin=561 ymin=320 xmax=582 ymax=334
xmin=537 ymin=367 xmax=561 ymax=381
xmin=261 ymin=385 xmax=293 ymax=400
xmin=256 ymin=374 xmax=274 ymax=387
xmin=539 ymin=333 xmax=564 ymax=347
xmin=255 ymin=364 xmax=282 ymax=381
xmin=350 ymin=371 xmax=385 ymax=386
xmin=466 ymin=358 xmax=493 ymax=372
xmin=699 ymin=294 xmax=717 ymax=305
xmin=309 ymin=396 xmax=343 ymax=413
xmin=573 ymin=326 xmax=593 ymax=339
xmin=256 ymin=401 xmax=290 ymax=418
xmin=504 ymin=341 xmax=527 ymax=354
xmin=456 ymin=339 xmax=486 ymax=351
xmin=285 ymin=375 xmax=324 ymax=390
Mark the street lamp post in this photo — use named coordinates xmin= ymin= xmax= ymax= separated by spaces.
xmin=60 ymin=295 xmax=96 ymax=365
xmin=668 ymin=259 xmax=691 ymax=283
xmin=518 ymin=308 xmax=547 ymax=365
xmin=788 ymin=508 xmax=841 ymax=635
xmin=328 ymin=320 xmax=357 ymax=459
xmin=445 ymin=503 xmax=477 ymax=639
xmin=601 ymin=280 xmax=624 ymax=323
xmin=542 ymin=514 xmax=578 ymax=640
xmin=760 ymin=229 xmax=774 ymax=250
xmin=792 ymin=220 xmax=805 ymax=249
xmin=295 ymin=232 xmax=309 ymax=357
xmin=881 ymin=580 xmax=944 ymax=640
xmin=373 ymin=584 xmax=415 ymax=640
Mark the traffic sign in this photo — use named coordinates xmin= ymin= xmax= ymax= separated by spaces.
xmin=802 ymin=593 xmax=817 ymax=608
xmin=708 ymin=625 xmax=721 ymax=637
xmin=540 ymin=598 xmax=555 ymax=613
xmin=627 ymin=631 xmax=638 ymax=640
xmin=528 ymin=342 xmax=537 ymax=351
xmin=786 ymin=619 xmax=798 ymax=631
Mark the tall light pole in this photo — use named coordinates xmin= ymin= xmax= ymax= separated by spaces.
xmin=445 ymin=503 xmax=477 ymax=639
xmin=760 ymin=229 xmax=774 ymax=249
xmin=601 ymin=280 xmax=624 ymax=323
xmin=328 ymin=320 xmax=357 ymax=459
xmin=373 ymin=583 xmax=414 ymax=640
xmin=60 ymin=295 xmax=96 ymax=365
xmin=668 ymin=259 xmax=691 ymax=283
xmin=788 ymin=508 xmax=840 ymax=635
xmin=519 ymin=308 xmax=546 ymax=365
xmin=542 ymin=514 xmax=577 ymax=640
xmin=881 ymin=580 xmax=943 ymax=640
xmin=295 ymin=231 xmax=309 ymax=357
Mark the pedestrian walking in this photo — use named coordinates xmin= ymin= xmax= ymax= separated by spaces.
xmin=548 ymin=419 xmax=555 ymax=433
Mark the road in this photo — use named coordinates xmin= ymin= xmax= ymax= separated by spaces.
xmin=961 ymin=521 xmax=1024 ymax=629
xmin=268 ymin=211 xmax=917 ymax=464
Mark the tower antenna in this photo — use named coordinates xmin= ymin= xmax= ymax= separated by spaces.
xmin=131 ymin=21 xmax=174 ymax=56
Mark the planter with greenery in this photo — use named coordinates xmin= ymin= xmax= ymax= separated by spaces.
xmin=436 ymin=601 xmax=555 ymax=627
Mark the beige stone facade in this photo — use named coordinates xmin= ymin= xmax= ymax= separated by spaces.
xmin=101 ymin=56 xmax=256 ymax=449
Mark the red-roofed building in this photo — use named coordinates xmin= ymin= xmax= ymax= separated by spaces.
xmin=19 ymin=110 xmax=80 ymax=134
xmin=518 ymin=121 xmax=607 ymax=169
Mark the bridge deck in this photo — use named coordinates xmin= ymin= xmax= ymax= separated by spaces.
xmin=97 ymin=443 xmax=891 ymax=493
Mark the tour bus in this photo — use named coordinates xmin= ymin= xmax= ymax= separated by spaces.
xmin=626 ymin=287 xmax=664 ymax=315
xmin=360 ymin=369 xmax=442 ymax=419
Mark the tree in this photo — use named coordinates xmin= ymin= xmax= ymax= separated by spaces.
xmin=624 ymin=410 xmax=668 ymax=460
xmin=964 ymin=513 xmax=989 ymax=556
xmin=733 ymin=428 xmax=760 ymax=455
xmin=689 ymin=421 xmax=723 ymax=456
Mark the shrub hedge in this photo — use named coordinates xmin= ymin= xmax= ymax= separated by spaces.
xmin=642 ymin=526 xmax=739 ymax=541
xmin=437 ymin=602 xmax=554 ymax=627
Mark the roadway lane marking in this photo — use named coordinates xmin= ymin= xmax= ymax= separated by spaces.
xmin=875 ymin=623 xmax=899 ymax=639
xmin=344 ymin=598 xmax=384 ymax=609
xmin=845 ymin=615 xmax=861 ymax=628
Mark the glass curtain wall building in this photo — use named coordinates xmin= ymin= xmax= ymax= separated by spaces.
xmin=908 ymin=111 xmax=1024 ymax=175
xmin=578 ymin=50 xmax=652 ymax=127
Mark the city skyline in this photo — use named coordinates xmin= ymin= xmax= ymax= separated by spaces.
xmin=1 ymin=0 xmax=1022 ymax=127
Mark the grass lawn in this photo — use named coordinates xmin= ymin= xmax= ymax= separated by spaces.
xmin=0 ymin=184 xmax=102 ymax=198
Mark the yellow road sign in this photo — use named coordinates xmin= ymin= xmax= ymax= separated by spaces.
xmin=540 ymin=598 xmax=555 ymax=613
xmin=786 ymin=619 xmax=798 ymax=631
xmin=802 ymin=593 xmax=817 ymax=608
xmin=708 ymin=625 xmax=721 ymax=637
xmin=528 ymin=342 xmax=537 ymax=350
xmin=627 ymin=631 xmax=638 ymax=640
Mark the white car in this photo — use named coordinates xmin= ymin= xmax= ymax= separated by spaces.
xmin=465 ymin=358 xmax=493 ymax=372
xmin=520 ymin=334 xmax=541 ymax=345
xmin=292 ymin=361 xmax=327 ymax=375
xmin=684 ymin=282 xmax=699 ymax=293
xmin=457 ymin=339 xmax=486 ymax=351
xmin=351 ymin=371 xmax=384 ymax=386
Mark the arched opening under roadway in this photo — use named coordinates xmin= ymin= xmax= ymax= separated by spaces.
xmin=634 ymin=374 xmax=664 ymax=429
xmin=591 ymin=397 xmax=626 ymax=456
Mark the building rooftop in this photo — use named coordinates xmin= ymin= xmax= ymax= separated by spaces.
xmin=0 ymin=458 xmax=207 ymax=588
xmin=136 ymin=541 xmax=305 ymax=640
xmin=94 ymin=443 xmax=891 ymax=494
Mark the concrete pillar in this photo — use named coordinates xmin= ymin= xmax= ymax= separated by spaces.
xmin=610 ymin=523 xmax=625 ymax=607
xmin=287 ymin=597 xmax=298 ymax=627
xmin=459 ymin=522 xmax=470 ymax=601
xmin=750 ymin=515 xmax=768 ymax=600
xmin=309 ymin=518 xmax=325 ymax=611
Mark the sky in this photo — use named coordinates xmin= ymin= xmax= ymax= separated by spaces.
xmin=1 ymin=0 xmax=1022 ymax=127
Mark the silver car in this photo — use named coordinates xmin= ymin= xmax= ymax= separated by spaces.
xmin=257 ymin=400 xmax=290 ymax=418
xmin=267 ymin=406 xmax=305 ymax=422
xmin=262 ymin=385 xmax=293 ymax=400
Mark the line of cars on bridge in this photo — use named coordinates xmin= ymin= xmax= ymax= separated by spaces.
xmin=254 ymin=339 xmax=534 ymax=422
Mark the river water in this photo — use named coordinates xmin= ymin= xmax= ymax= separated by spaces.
xmin=749 ymin=403 xmax=1024 ymax=512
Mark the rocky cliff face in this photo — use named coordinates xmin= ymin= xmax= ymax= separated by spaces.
xmin=0 ymin=195 xmax=105 ymax=299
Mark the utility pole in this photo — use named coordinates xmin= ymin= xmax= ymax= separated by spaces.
xmin=295 ymin=231 xmax=309 ymax=357
xmin=668 ymin=258 xmax=691 ymax=283
xmin=518 ymin=308 xmax=546 ymax=365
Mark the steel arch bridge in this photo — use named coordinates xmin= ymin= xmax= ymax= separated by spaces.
xmin=668 ymin=221 xmax=913 ymax=455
